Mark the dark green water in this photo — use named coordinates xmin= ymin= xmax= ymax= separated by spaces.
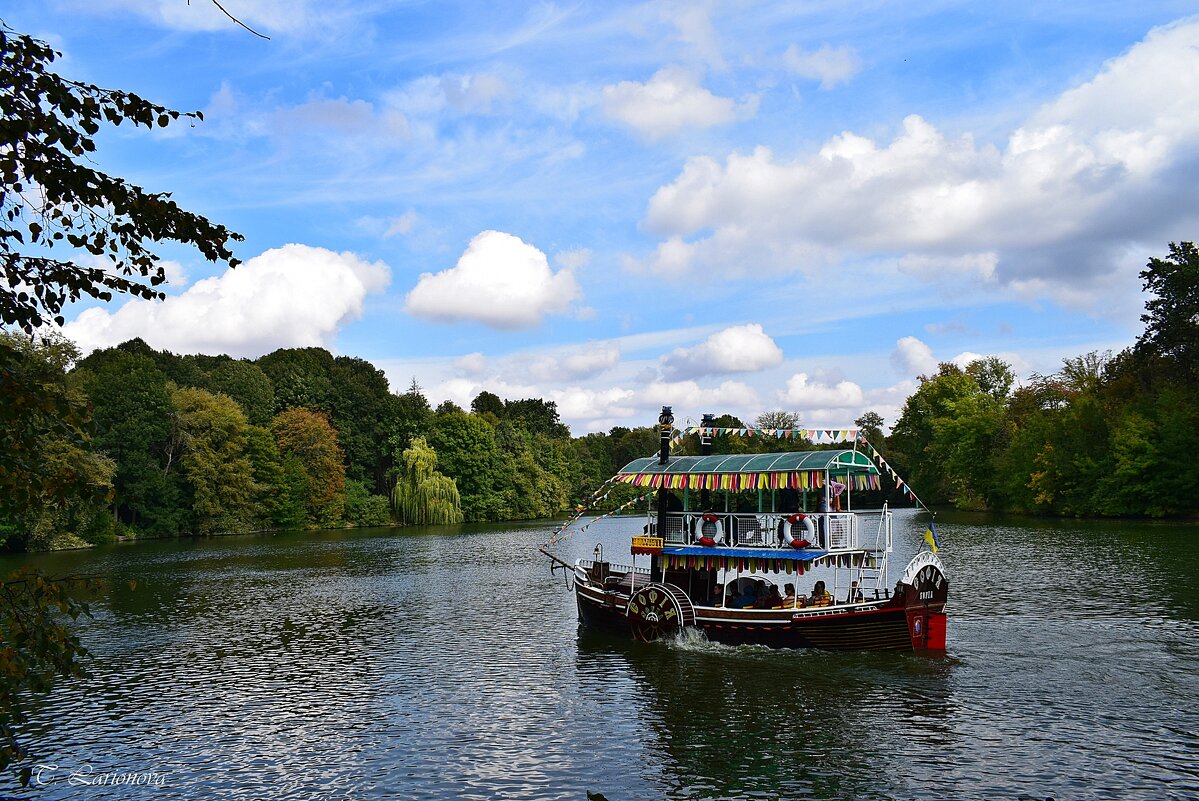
xmin=2 ymin=509 xmax=1196 ymax=800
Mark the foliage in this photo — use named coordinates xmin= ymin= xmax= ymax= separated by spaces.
xmin=1136 ymin=240 xmax=1199 ymax=378
xmin=204 ymin=361 xmax=275 ymax=427
xmin=0 ymin=333 xmax=98 ymax=537
xmin=77 ymin=349 xmax=182 ymax=534
xmin=0 ymin=569 xmax=98 ymax=781
xmin=753 ymin=410 xmax=800 ymax=430
xmin=0 ymin=23 xmax=241 ymax=333
xmin=427 ymin=411 xmax=504 ymax=520
xmin=271 ymin=408 xmax=346 ymax=528
xmin=392 ymin=437 xmax=463 ymax=526
xmin=344 ymin=480 xmax=392 ymax=527
xmin=171 ymin=387 xmax=257 ymax=535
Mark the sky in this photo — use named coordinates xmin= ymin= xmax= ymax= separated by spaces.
xmin=9 ymin=1 xmax=1199 ymax=433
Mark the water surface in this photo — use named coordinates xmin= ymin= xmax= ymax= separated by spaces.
xmin=3 ymin=510 xmax=1197 ymax=800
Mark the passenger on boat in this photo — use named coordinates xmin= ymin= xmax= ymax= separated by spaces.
xmin=755 ymin=585 xmax=784 ymax=609
xmin=829 ymin=478 xmax=846 ymax=512
xmin=810 ymin=580 xmax=832 ymax=606
xmin=782 ymin=583 xmax=797 ymax=607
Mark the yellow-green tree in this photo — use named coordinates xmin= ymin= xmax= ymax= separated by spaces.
xmin=392 ymin=437 xmax=463 ymax=525
xmin=171 ymin=387 xmax=257 ymax=535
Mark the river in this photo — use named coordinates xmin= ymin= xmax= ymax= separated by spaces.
xmin=2 ymin=509 xmax=1196 ymax=800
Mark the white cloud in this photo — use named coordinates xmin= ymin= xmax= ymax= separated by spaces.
xmin=640 ymin=19 xmax=1199 ymax=311
xmin=404 ymin=230 xmax=581 ymax=329
xmin=455 ymin=352 xmax=488 ymax=376
xmin=385 ymin=211 xmax=419 ymax=237
xmin=891 ymin=336 xmax=937 ymax=377
xmin=642 ymin=379 xmax=760 ymax=414
xmin=660 ymin=323 xmax=783 ymax=379
xmin=602 ymin=66 xmax=755 ymax=140
xmin=523 ymin=343 xmax=622 ymax=382
xmin=159 ymin=260 xmax=189 ymax=289
xmin=784 ymin=44 xmax=862 ymax=89
xmin=779 ymin=373 xmax=865 ymax=408
xmin=63 ymin=245 xmax=389 ymax=358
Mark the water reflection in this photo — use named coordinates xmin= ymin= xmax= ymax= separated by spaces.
xmin=574 ymin=627 xmax=958 ymax=801
xmin=0 ymin=514 xmax=1196 ymax=800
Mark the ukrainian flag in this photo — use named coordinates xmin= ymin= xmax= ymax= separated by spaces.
xmin=924 ymin=521 xmax=940 ymax=553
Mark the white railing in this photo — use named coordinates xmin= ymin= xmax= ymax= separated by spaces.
xmin=647 ymin=511 xmax=874 ymax=551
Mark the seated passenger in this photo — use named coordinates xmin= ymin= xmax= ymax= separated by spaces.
xmin=756 ymin=585 xmax=784 ymax=609
xmin=782 ymin=583 xmax=797 ymax=607
xmin=810 ymin=580 xmax=832 ymax=606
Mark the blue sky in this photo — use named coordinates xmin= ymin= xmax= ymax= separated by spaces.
xmin=10 ymin=1 xmax=1199 ymax=432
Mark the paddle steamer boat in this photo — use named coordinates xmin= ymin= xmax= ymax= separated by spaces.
xmin=546 ymin=408 xmax=948 ymax=653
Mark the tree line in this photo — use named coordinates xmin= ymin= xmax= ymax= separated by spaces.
xmin=884 ymin=242 xmax=1199 ymax=517
xmin=0 ymin=333 xmax=692 ymax=550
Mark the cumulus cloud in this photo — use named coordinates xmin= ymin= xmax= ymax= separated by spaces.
xmin=455 ymin=352 xmax=488 ymax=376
xmin=779 ymin=373 xmax=865 ymax=408
xmin=63 ymin=244 xmax=389 ymax=358
xmin=784 ymin=44 xmax=862 ymax=89
xmin=404 ymin=230 xmax=581 ymax=329
xmin=602 ymin=66 xmax=755 ymax=140
xmin=660 ymin=323 xmax=783 ymax=379
xmin=639 ymin=19 xmax=1199 ymax=310
xmin=523 ymin=344 xmax=622 ymax=382
xmin=892 ymin=336 xmax=937 ymax=376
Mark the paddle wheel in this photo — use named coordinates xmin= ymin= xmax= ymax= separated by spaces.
xmin=627 ymin=583 xmax=696 ymax=642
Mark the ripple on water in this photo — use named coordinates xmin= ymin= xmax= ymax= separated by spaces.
xmin=2 ymin=516 xmax=1197 ymax=800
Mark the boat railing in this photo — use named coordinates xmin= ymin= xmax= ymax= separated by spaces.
xmin=648 ymin=511 xmax=881 ymax=552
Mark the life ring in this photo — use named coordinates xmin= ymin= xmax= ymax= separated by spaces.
xmin=786 ymin=513 xmax=816 ymax=549
xmin=695 ymin=514 xmax=723 ymax=547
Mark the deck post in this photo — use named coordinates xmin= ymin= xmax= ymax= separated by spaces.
xmin=699 ymin=413 xmax=714 ymax=511
xmin=654 ymin=406 xmax=673 ymax=582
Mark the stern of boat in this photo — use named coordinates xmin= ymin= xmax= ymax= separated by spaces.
xmin=900 ymin=551 xmax=949 ymax=652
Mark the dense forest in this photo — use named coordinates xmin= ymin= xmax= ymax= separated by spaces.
xmin=887 ymin=242 xmax=1199 ymax=517
xmin=2 ymin=242 xmax=1196 ymax=551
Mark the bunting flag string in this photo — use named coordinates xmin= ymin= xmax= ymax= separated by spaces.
xmin=573 ymin=493 xmax=653 ymax=537
xmin=546 ymin=476 xmax=620 ymax=547
xmin=681 ymin=426 xmax=861 ymax=444
xmin=854 ymin=433 xmax=935 ymax=519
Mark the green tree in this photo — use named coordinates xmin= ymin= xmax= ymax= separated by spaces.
xmin=0 ymin=23 xmax=241 ymax=332
xmin=1136 ymin=241 xmax=1199 ymax=377
xmin=205 ymin=360 xmax=275 ymax=426
xmin=392 ymin=437 xmax=463 ymax=526
xmin=271 ymin=408 xmax=346 ymax=528
xmin=0 ymin=333 xmax=114 ymax=550
xmin=171 ymin=387 xmax=256 ymax=535
xmin=77 ymin=349 xmax=182 ymax=534
xmin=753 ymin=410 xmax=800 ymax=430
xmin=344 ymin=480 xmax=393 ymax=527
xmin=428 ymin=411 xmax=505 ymax=520
xmin=470 ymin=391 xmax=505 ymax=418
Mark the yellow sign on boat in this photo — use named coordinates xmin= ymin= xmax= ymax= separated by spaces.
xmin=631 ymin=536 xmax=663 ymax=554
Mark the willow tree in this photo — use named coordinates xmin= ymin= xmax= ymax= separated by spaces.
xmin=392 ymin=437 xmax=463 ymax=526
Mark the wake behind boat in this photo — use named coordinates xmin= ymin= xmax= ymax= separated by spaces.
xmin=543 ymin=408 xmax=948 ymax=653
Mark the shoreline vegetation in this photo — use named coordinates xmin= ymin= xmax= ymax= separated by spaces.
xmin=4 ymin=237 xmax=1199 ymax=554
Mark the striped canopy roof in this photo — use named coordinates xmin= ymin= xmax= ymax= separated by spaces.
xmin=618 ymin=449 xmax=878 ymax=477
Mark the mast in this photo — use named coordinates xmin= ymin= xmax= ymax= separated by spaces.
xmin=653 ymin=406 xmax=673 ymax=583
xmin=699 ymin=412 xmax=714 ymax=510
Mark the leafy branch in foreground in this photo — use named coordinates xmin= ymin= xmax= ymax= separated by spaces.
xmin=0 ymin=569 xmax=103 ymax=784
xmin=0 ymin=21 xmax=242 ymax=333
